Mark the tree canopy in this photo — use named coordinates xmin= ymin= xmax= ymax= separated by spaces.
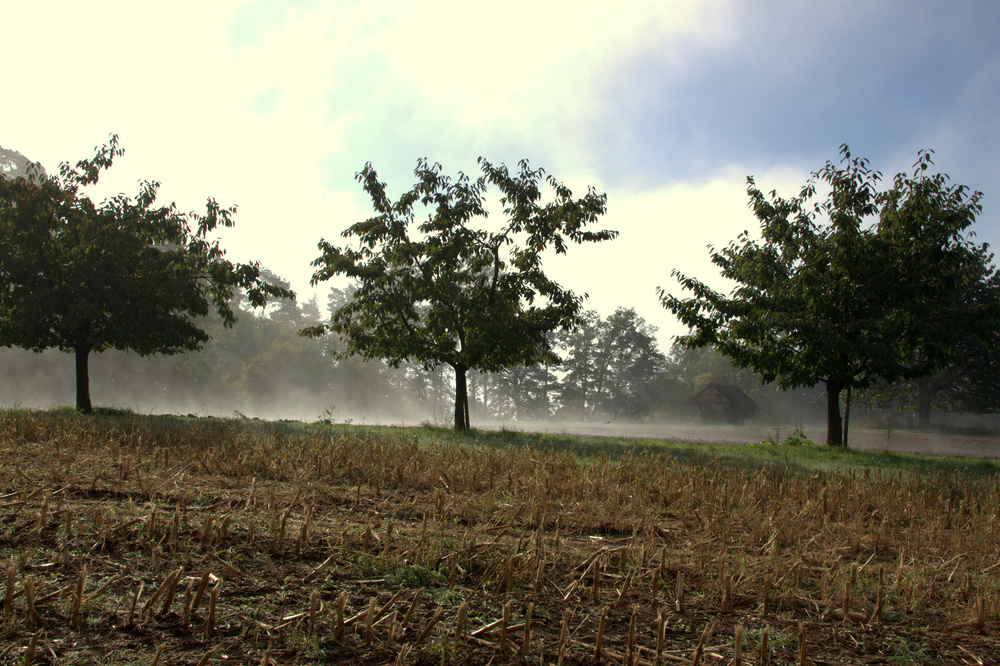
xmin=307 ymin=157 xmax=615 ymax=430
xmin=661 ymin=146 xmax=997 ymax=446
xmin=0 ymin=136 xmax=293 ymax=413
xmin=556 ymin=307 xmax=668 ymax=420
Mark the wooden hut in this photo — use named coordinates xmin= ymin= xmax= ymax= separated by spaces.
xmin=686 ymin=383 xmax=757 ymax=425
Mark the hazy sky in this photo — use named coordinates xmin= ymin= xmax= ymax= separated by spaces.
xmin=3 ymin=0 xmax=998 ymax=348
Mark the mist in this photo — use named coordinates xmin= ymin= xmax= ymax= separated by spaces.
xmin=2 ymin=294 xmax=996 ymax=436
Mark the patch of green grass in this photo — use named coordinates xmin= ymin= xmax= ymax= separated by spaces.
xmin=392 ymin=563 xmax=448 ymax=588
xmin=400 ymin=421 xmax=1000 ymax=480
xmin=886 ymin=637 xmax=934 ymax=665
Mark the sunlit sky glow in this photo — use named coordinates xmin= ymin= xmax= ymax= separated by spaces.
xmin=3 ymin=0 xmax=998 ymax=349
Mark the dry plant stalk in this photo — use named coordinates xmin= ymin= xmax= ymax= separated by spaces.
xmin=759 ymin=625 xmax=770 ymax=666
xmin=71 ymin=566 xmax=87 ymax=627
xmin=146 ymin=507 xmax=157 ymax=542
xmin=364 ymin=596 xmax=377 ymax=644
xmin=4 ymin=560 xmax=18 ymax=622
xmin=22 ymin=628 xmax=43 ymax=666
xmin=798 ymin=622 xmax=807 ymax=665
xmin=454 ymin=600 xmax=468 ymax=642
xmin=689 ymin=620 xmax=713 ymax=666
xmin=24 ymin=576 xmax=39 ymax=627
xmin=416 ymin=607 xmax=445 ymax=644
xmin=401 ymin=588 xmax=423 ymax=630
xmin=504 ymin=553 xmax=515 ymax=594
xmin=532 ymin=556 xmax=545 ymax=597
xmin=195 ymin=646 xmax=218 ymax=666
xmin=500 ymin=599 xmax=511 ymax=654
xmin=171 ymin=506 xmax=180 ymax=548
xmin=651 ymin=567 xmax=659 ymax=610
xmin=387 ymin=610 xmax=398 ymax=642
xmin=617 ymin=567 xmax=635 ymax=606
xmin=309 ymin=589 xmax=320 ymax=635
xmin=86 ymin=574 xmax=120 ymax=603
xmin=128 ymin=581 xmax=145 ymax=627
xmin=873 ymin=565 xmax=885 ymax=623
xmin=374 ymin=589 xmax=406 ymax=626
xmin=277 ymin=506 xmax=292 ymax=550
xmin=626 ymin=605 xmax=638 ymax=666
xmin=190 ymin=570 xmax=214 ymax=616
xmin=182 ymin=580 xmax=194 ymax=629
xmin=303 ymin=553 xmax=336 ymax=584
xmin=595 ymin=606 xmax=608 ymax=660
xmin=336 ymin=590 xmax=347 ymax=640
xmin=656 ymin=608 xmax=666 ymax=666
xmin=592 ymin=555 xmax=602 ymax=604
xmin=734 ymin=623 xmax=743 ymax=666
xmin=556 ymin=609 xmax=571 ymax=666
xmin=523 ymin=601 xmax=534 ymax=655
xmin=720 ymin=572 xmax=732 ymax=611
xmin=206 ymin=580 xmax=221 ymax=634
xmin=36 ymin=492 xmax=48 ymax=530
xmin=299 ymin=505 xmax=313 ymax=551
xmin=675 ymin=571 xmax=685 ymax=613
xmin=200 ymin=515 xmax=215 ymax=549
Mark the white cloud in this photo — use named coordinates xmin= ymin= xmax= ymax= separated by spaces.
xmin=2 ymin=0 xmax=996 ymax=350
xmin=548 ymin=163 xmax=808 ymax=349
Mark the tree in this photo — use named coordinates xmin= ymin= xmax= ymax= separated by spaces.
xmin=661 ymin=146 xmax=995 ymax=446
xmin=0 ymin=136 xmax=293 ymax=413
xmin=554 ymin=310 xmax=601 ymax=419
xmin=905 ymin=266 xmax=1000 ymax=426
xmin=591 ymin=307 xmax=668 ymax=419
xmin=0 ymin=146 xmax=35 ymax=178
xmin=555 ymin=308 xmax=667 ymax=420
xmin=859 ymin=268 xmax=1000 ymax=426
xmin=306 ymin=158 xmax=615 ymax=430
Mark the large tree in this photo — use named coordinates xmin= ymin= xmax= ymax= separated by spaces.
xmin=556 ymin=308 xmax=667 ymax=420
xmin=306 ymin=158 xmax=615 ymax=430
xmin=861 ymin=268 xmax=1000 ymax=426
xmin=0 ymin=136 xmax=293 ymax=413
xmin=661 ymin=147 xmax=996 ymax=446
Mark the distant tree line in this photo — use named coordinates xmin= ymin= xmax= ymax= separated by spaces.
xmin=0 ymin=280 xmax=824 ymax=423
xmin=1 ymin=269 xmax=997 ymax=427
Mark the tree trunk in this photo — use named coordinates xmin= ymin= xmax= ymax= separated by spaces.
xmin=825 ymin=378 xmax=844 ymax=447
xmin=75 ymin=345 xmax=93 ymax=414
xmin=453 ymin=364 xmax=469 ymax=431
xmin=916 ymin=377 xmax=933 ymax=429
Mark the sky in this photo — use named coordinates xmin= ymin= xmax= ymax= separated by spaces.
xmin=2 ymin=0 xmax=998 ymax=351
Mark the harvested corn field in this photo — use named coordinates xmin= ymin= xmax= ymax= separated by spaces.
xmin=1 ymin=410 xmax=999 ymax=664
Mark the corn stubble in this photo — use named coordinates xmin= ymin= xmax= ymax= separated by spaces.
xmin=0 ymin=409 xmax=998 ymax=664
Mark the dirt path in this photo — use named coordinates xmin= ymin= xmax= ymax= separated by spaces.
xmin=496 ymin=421 xmax=1000 ymax=459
